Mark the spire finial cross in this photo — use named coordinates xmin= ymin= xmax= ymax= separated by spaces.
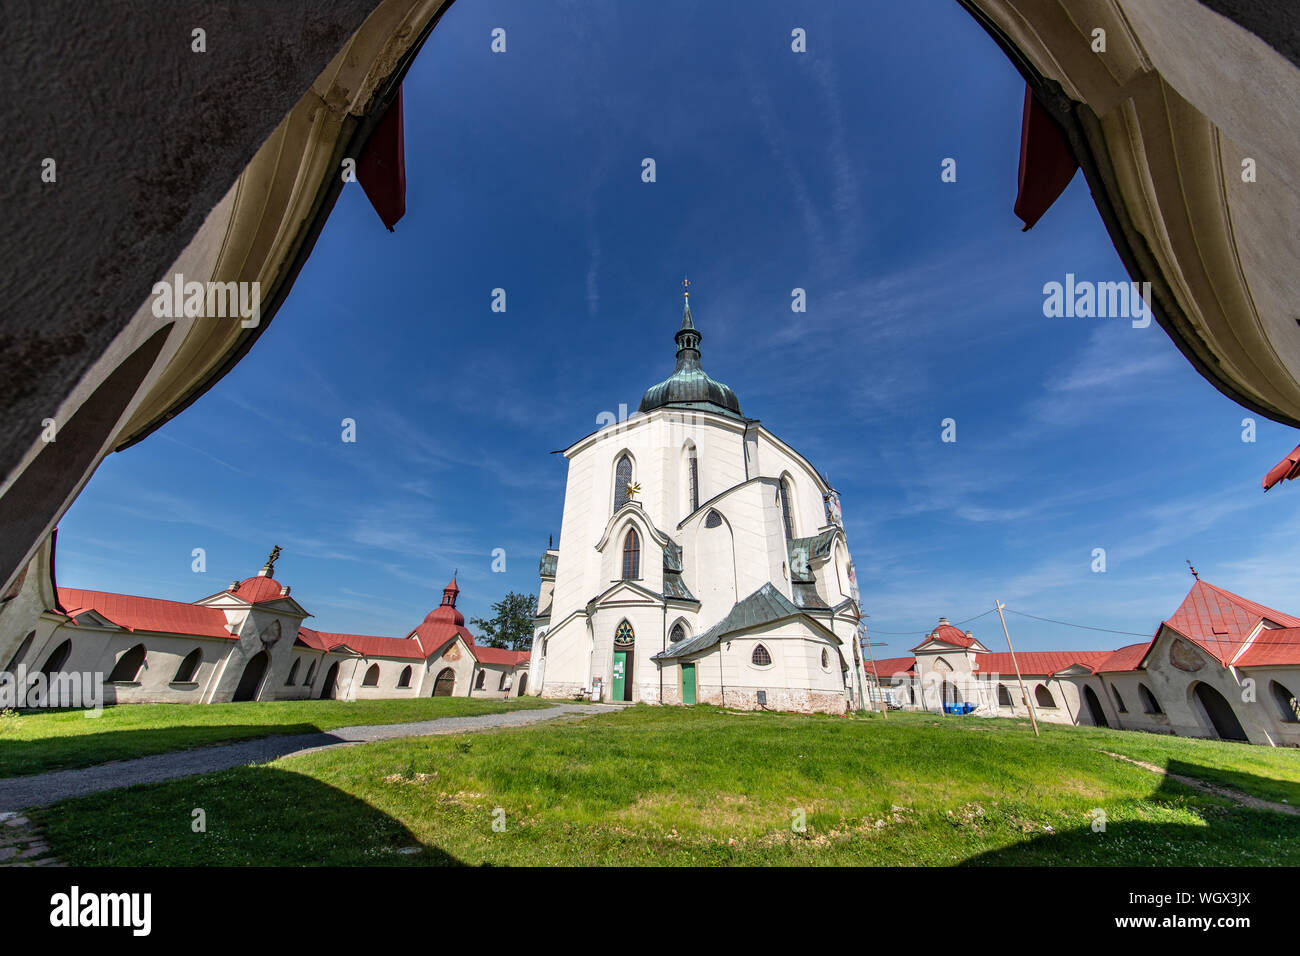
xmin=1187 ymin=559 xmax=1199 ymax=580
xmin=682 ymin=276 xmax=690 ymax=298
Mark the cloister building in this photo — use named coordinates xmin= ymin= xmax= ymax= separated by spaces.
xmin=867 ymin=578 xmax=1300 ymax=747
xmin=0 ymin=540 xmax=528 ymax=706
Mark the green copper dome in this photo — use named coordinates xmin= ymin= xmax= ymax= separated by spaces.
xmin=638 ymin=295 xmax=744 ymax=419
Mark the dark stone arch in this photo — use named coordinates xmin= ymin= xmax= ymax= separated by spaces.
xmin=0 ymin=324 xmax=173 ymax=592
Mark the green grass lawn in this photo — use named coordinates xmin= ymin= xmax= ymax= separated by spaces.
xmin=34 ymin=707 xmax=1300 ymax=866
xmin=0 ymin=696 xmax=552 ymax=777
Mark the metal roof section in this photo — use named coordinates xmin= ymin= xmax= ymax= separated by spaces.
xmin=652 ymin=582 xmax=831 ymax=661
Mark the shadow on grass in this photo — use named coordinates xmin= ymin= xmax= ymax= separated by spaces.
xmin=36 ymin=764 xmax=465 ymax=866
xmin=1154 ymin=754 xmax=1300 ymax=808
xmin=959 ymin=767 xmax=1300 ymax=866
xmin=0 ymin=723 xmax=330 ymax=778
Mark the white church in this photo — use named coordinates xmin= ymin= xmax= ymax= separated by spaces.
xmin=528 ymin=288 xmax=871 ymax=713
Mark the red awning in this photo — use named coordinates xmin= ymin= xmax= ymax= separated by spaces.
xmin=357 ymin=86 xmax=407 ymax=231
xmin=1263 ymin=441 xmax=1300 ymax=491
xmin=1013 ymin=84 xmax=1078 ymax=230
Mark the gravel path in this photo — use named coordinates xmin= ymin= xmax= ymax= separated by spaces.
xmin=0 ymin=703 xmax=618 ymax=811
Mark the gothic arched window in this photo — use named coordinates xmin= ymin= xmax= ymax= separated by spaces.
xmin=622 ymin=527 xmax=640 ymax=580
xmin=107 ymin=643 xmax=147 ymax=683
xmin=1138 ymin=683 xmax=1163 ymax=714
xmin=779 ymin=478 xmax=795 ymax=541
xmin=398 ymin=666 xmax=413 ymax=688
xmin=362 ymin=664 xmax=380 ymax=686
xmin=40 ymin=639 xmax=71 ymax=678
xmin=1270 ymin=680 xmax=1299 ymax=722
xmin=284 ymin=658 xmax=300 ymax=686
xmin=1034 ymin=685 xmax=1057 ymax=708
xmin=670 ymin=623 xmax=686 ymax=644
xmin=614 ymin=454 xmax=633 ymax=512
xmin=174 ymin=648 xmax=202 ymax=683
xmin=751 ymin=644 xmax=772 ymax=666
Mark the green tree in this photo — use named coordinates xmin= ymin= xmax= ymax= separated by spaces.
xmin=470 ymin=591 xmax=537 ymax=650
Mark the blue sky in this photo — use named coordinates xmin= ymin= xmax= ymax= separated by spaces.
xmin=59 ymin=0 xmax=1300 ymax=652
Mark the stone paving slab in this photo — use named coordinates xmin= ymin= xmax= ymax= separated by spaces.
xmin=0 ymin=702 xmax=618 ymax=812
xmin=0 ymin=811 xmax=63 ymax=866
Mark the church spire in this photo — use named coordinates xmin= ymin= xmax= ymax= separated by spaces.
xmin=674 ymin=277 xmax=701 ymax=363
xmin=441 ymin=571 xmax=459 ymax=607
xmin=637 ymin=280 xmax=744 ymax=419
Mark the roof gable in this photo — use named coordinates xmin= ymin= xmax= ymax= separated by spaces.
xmin=911 ymin=622 xmax=987 ymax=653
xmin=1163 ymin=579 xmax=1300 ymax=666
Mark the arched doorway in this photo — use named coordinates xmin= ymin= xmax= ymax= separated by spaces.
xmin=517 ymin=673 xmax=528 ymax=696
xmin=613 ymin=620 xmax=634 ymax=702
xmin=1192 ymin=682 xmax=1248 ymax=742
xmin=233 ymin=651 xmax=270 ymax=702
xmin=432 ymin=667 xmax=455 ymax=697
xmin=319 ymin=661 xmax=340 ymax=699
xmin=1083 ymin=686 xmax=1109 ymax=727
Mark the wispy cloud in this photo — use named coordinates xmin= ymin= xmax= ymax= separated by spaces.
xmin=1027 ymin=323 xmax=1183 ymax=427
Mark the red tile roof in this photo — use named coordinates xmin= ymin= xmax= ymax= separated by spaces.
xmin=863 ymin=656 xmax=916 ymax=678
xmin=1234 ymin=627 xmax=1300 ymax=667
xmin=310 ymin=629 xmax=425 ymax=660
xmin=408 ymin=619 xmax=473 ymax=658
xmin=911 ymin=622 xmax=979 ymax=652
xmin=294 ymin=626 xmax=331 ymax=651
xmin=1092 ymin=642 xmax=1152 ymax=673
xmin=1262 ymin=441 xmax=1300 ymax=490
xmin=56 ymin=587 xmax=233 ymax=639
xmin=972 ymin=650 xmax=1109 ymax=676
xmin=229 ymin=575 xmax=289 ymax=604
xmin=471 ymin=644 xmax=530 ymax=666
xmin=1162 ymin=579 xmax=1300 ymax=666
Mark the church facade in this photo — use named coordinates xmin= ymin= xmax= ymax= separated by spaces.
xmin=529 ymin=291 xmax=871 ymax=714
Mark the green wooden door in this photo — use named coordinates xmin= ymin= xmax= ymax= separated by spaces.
xmin=682 ymin=662 xmax=697 ymax=705
xmin=612 ymin=650 xmax=627 ymax=701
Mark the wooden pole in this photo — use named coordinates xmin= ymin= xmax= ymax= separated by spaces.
xmin=862 ymin=630 xmax=886 ymax=719
xmin=995 ymin=600 xmax=1039 ymax=737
